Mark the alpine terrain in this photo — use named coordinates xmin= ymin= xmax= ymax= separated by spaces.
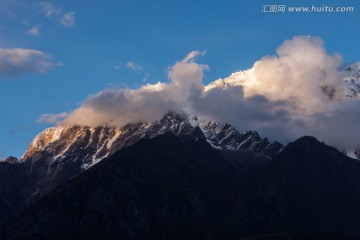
xmin=0 ymin=63 xmax=360 ymax=239
xmin=2 ymin=133 xmax=360 ymax=240
xmin=0 ymin=112 xmax=282 ymax=225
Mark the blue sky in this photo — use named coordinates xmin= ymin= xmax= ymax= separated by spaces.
xmin=0 ymin=0 xmax=359 ymax=158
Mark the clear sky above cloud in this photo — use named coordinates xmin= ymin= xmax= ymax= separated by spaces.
xmin=0 ymin=0 xmax=359 ymax=158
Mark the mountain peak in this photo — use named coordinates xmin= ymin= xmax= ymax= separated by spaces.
xmin=280 ymin=135 xmax=328 ymax=155
xmin=273 ymin=135 xmax=350 ymax=168
xmin=291 ymin=135 xmax=322 ymax=146
xmin=18 ymin=112 xmax=283 ymax=204
xmin=22 ymin=112 xmax=282 ymax=166
xmin=21 ymin=126 xmax=66 ymax=159
xmin=161 ymin=111 xmax=189 ymax=121
xmin=1 ymin=156 xmax=19 ymax=164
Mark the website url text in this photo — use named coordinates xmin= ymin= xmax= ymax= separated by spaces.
xmin=261 ymin=5 xmax=355 ymax=13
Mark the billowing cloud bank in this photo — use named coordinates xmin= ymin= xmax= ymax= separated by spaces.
xmin=45 ymin=36 xmax=360 ymax=151
xmin=61 ymin=50 xmax=208 ymax=127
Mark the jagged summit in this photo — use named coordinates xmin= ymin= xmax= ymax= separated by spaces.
xmin=5 ymin=125 xmax=360 ymax=240
xmin=18 ymin=112 xmax=283 ymax=203
xmin=22 ymin=112 xmax=283 ymax=169
xmin=288 ymin=135 xmax=322 ymax=146
xmin=273 ymin=135 xmax=351 ymax=167
xmin=281 ymin=135 xmax=352 ymax=157
xmin=280 ymin=136 xmax=327 ymax=156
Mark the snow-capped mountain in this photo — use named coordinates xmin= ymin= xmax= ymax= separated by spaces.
xmin=204 ymin=68 xmax=255 ymax=92
xmin=204 ymin=63 xmax=360 ymax=159
xmin=22 ymin=62 xmax=360 ymax=172
xmin=0 ymin=112 xmax=282 ymax=225
xmin=16 ymin=63 xmax=360 ymax=202
xmin=6 ymin=134 xmax=360 ymax=240
xmin=23 ymin=112 xmax=282 ymax=169
xmin=19 ymin=112 xmax=282 ymax=203
xmin=344 ymin=62 xmax=360 ymax=98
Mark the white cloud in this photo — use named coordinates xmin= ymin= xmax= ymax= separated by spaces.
xmin=40 ymin=2 xmax=61 ymax=18
xmin=181 ymin=50 xmax=206 ymax=63
xmin=168 ymin=51 xmax=208 ymax=86
xmin=40 ymin=2 xmax=75 ymax=27
xmin=114 ymin=63 xmax=122 ymax=70
xmin=38 ymin=112 xmax=69 ymax=124
xmin=126 ymin=62 xmax=142 ymax=71
xmin=60 ymin=51 xmax=208 ymax=127
xmin=46 ymin=36 xmax=360 ymax=151
xmin=0 ymin=48 xmax=54 ymax=78
xmin=59 ymin=12 xmax=75 ymax=27
xmin=244 ymin=36 xmax=344 ymax=114
xmin=27 ymin=25 xmax=40 ymax=36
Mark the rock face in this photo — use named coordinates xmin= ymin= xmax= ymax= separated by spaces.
xmin=1 ymin=130 xmax=256 ymax=240
xmin=0 ymin=112 xmax=282 ymax=226
xmin=20 ymin=112 xmax=282 ymax=202
xmin=22 ymin=112 xmax=282 ymax=168
xmin=0 ymin=161 xmax=25 ymax=226
xmin=344 ymin=62 xmax=360 ymax=98
xmin=2 ymin=134 xmax=360 ymax=240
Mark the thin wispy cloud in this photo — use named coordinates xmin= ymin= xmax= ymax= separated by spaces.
xmin=59 ymin=12 xmax=75 ymax=27
xmin=0 ymin=48 xmax=54 ymax=78
xmin=27 ymin=25 xmax=40 ymax=36
xmin=114 ymin=62 xmax=143 ymax=71
xmin=126 ymin=61 xmax=143 ymax=71
xmin=142 ymin=72 xmax=150 ymax=82
xmin=114 ymin=63 xmax=122 ymax=70
xmin=40 ymin=2 xmax=75 ymax=27
xmin=40 ymin=2 xmax=61 ymax=18
xmin=38 ymin=112 xmax=69 ymax=124
xmin=114 ymin=61 xmax=144 ymax=72
xmin=10 ymin=126 xmax=25 ymax=135
xmin=181 ymin=50 xmax=206 ymax=63
xmin=114 ymin=61 xmax=150 ymax=81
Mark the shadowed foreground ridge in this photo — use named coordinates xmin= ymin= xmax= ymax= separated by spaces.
xmin=0 ymin=113 xmax=283 ymax=226
xmin=239 ymin=136 xmax=360 ymax=239
xmin=2 ymin=130 xmax=249 ymax=240
xmin=2 ymin=134 xmax=360 ymax=240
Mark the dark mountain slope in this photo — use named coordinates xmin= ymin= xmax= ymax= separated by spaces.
xmin=3 ymin=135 xmax=360 ymax=240
xmin=0 ymin=162 xmax=25 ymax=225
xmin=2 ymin=129 xmax=261 ymax=240
xmin=239 ymin=136 xmax=360 ymax=238
xmin=12 ymin=113 xmax=281 ymax=212
xmin=0 ymin=113 xmax=281 ymax=226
